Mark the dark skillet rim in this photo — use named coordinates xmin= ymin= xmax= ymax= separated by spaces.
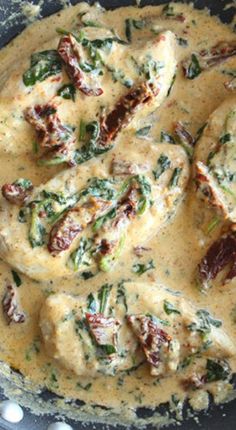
xmin=0 ymin=1 xmax=235 ymax=429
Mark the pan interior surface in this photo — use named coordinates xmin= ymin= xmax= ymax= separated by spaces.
xmin=0 ymin=1 xmax=235 ymax=430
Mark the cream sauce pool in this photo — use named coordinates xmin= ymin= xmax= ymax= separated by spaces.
xmin=0 ymin=1 xmax=235 ymax=426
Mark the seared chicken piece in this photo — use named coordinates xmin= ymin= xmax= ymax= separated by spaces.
xmin=0 ymin=142 xmax=189 ymax=281
xmin=195 ymin=97 xmax=236 ymax=222
xmin=0 ymin=29 xmax=176 ymax=165
xmin=40 ymin=282 xmax=236 ymax=379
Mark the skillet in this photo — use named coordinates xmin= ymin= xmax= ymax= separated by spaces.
xmin=0 ymin=0 xmax=235 ymax=429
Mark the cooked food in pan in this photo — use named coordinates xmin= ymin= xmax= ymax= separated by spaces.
xmin=0 ymin=1 xmax=235 ymax=426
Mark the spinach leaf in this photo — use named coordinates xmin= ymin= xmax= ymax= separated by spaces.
xmin=80 ymin=271 xmax=95 ymax=280
xmin=57 ymin=83 xmax=76 ymax=101
xmin=74 ymin=121 xmax=111 ymax=164
xmin=163 ymin=300 xmax=181 ymax=315
xmin=106 ymin=65 xmax=133 ymax=88
xmin=160 ymin=131 xmax=176 ymax=144
xmin=188 ymin=309 xmax=222 ymax=335
xmin=98 ymin=283 xmax=112 ymax=314
xmin=205 ymin=359 xmax=231 ymax=382
xmin=87 ymin=293 xmax=97 ymax=313
xmin=136 ymin=125 xmax=152 ymax=138
xmin=69 ymin=238 xmax=92 ymax=271
xmin=219 ymin=133 xmax=231 ymax=144
xmin=185 ymin=54 xmax=201 ymax=79
xmin=101 ymin=344 xmax=116 ymax=354
xmin=84 ymin=177 xmax=117 ymax=201
xmin=23 ymin=50 xmax=62 ymax=86
xmin=116 ymin=280 xmax=128 ymax=311
xmin=153 ymin=154 xmax=171 ymax=180
xmin=132 ymin=259 xmax=155 ymax=276
xmin=29 ymin=205 xmax=46 ymax=248
xmin=77 ymin=382 xmax=92 ymax=390
xmin=167 ymin=73 xmax=176 ymax=97
xmin=11 ymin=270 xmax=22 ymax=287
xmin=125 ymin=19 xmax=132 ymax=42
xmin=177 ymin=37 xmax=188 ymax=47
xmin=93 ymin=207 xmax=116 ymax=232
xmin=169 ymin=167 xmax=182 ymax=188
xmin=146 ymin=313 xmax=170 ymax=327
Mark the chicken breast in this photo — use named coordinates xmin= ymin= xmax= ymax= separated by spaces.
xmin=0 ymin=141 xmax=189 ymax=281
xmin=195 ymin=97 xmax=236 ymax=221
xmin=40 ymin=282 xmax=236 ymax=380
xmin=0 ymin=28 xmax=176 ymax=163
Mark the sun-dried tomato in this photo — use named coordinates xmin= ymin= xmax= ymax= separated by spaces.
xmin=58 ymin=35 xmax=103 ymax=96
xmin=2 ymin=284 xmax=25 ymax=324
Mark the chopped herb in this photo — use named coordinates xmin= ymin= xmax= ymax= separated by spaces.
xmin=188 ymin=309 xmax=222 ymax=335
xmin=93 ymin=207 xmax=116 ymax=232
xmin=184 ymin=53 xmax=202 ymax=79
xmin=101 ymin=344 xmax=116 ymax=354
xmin=179 ymin=339 xmax=213 ymax=369
xmin=177 ymin=37 xmax=188 ymax=47
xmin=23 ymin=50 xmax=62 ymax=86
xmin=153 ymin=154 xmax=171 ymax=180
xmin=160 ymin=131 xmax=176 ymax=144
xmin=167 ymin=73 xmax=176 ymax=97
xmin=32 ymin=141 xmax=39 ymax=154
xmin=74 ymin=120 xmax=111 ymax=165
xmin=18 ymin=208 xmax=27 ymax=224
xmin=80 ymin=271 xmax=95 ymax=280
xmin=69 ymin=238 xmax=93 ymax=271
xmin=163 ymin=300 xmax=181 ymax=315
xmin=106 ymin=65 xmax=133 ymax=88
xmin=206 ymin=216 xmax=220 ymax=234
xmin=136 ymin=125 xmax=152 ymax=138
xmin=132 ymin=19 xmax=145 ymax=29
xmin=57 ymin=83 xmax=76 ymax=101
xmin=29 ymin=206 xmax=46 ymax=248
xmin=116 ymin=280 xmax=128 ymax=311
xmin=79 ymin=119 xmax=87 ymax=141
xmin=11 ymin=270 xmax=22 ymax=287
xmin=146 ymin=313 xmax=170 ymax=327
xmin=98 ymin=283 xmax=112 ymax=314
xmin=219 ymin=133 xmax=231 ymax=144
xmin=87 ymin=293 xmax=97 ymax=313
xmin=162 ymin=4 xmax=175 ymax=16
xmin=194 ymin=123 xmax=207 ymax=145
xmin=169 ymin=167 xmax=182 ymax=188
xmin=132 ymin=259 xmax=155 ymax=276
xmin=77 ymin=382 xmax=92 ymax=390
xmin=125 ymin=18 xmax=132 ymax=42
xmin=25 ymin=338 xmax=41 ymax=361
xmin=205 ymin=359 xmax=231 ymax=382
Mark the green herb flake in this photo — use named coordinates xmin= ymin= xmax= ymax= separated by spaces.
xmin=153 ymin=154 xmax=171 ymax=180
xmin=57 ymin=83 xmax=76 ymax=101
xmin=160 ymin=131 xmax=176 ymax=144
xmin=87 ymin=293 xmax=97 ymax=313
xmin=169 ymin=167 xmax=182 ymax=188
xmin=135 ymin=125 xmax=152 ymax=138
xmin=77 ymin=382 xmax=92 ymax=390
xmin=163 ymin=300 xmax=181 ymax=315
xmin=23 ymin=50 xmax=62 ymax=86
xmin=188 ymin=309 xmax=222 ymax=335
xmin=205 ymin=359 xmax=231 ymax=382
xmin=219 ymin=133 xmax=231 ymax=144
xmin=132 ymin=259 xmax=155 ymax=276
xmin=11 ymin=270 xmax=22 ymax=287
xmin=185 ymin=53 xmax=202 ymax=79
xmin=98 ymin=283 xmax=113 ymax=314
xmin=177 ymin=37 xmax=188 ymax=47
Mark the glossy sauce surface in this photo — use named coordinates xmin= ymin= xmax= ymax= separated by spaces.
xmin=0 ymin=2 xmax=235 ymax=425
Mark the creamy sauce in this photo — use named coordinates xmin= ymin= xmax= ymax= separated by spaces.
xmin=0 ymin=1 xmax=235 ymax=426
